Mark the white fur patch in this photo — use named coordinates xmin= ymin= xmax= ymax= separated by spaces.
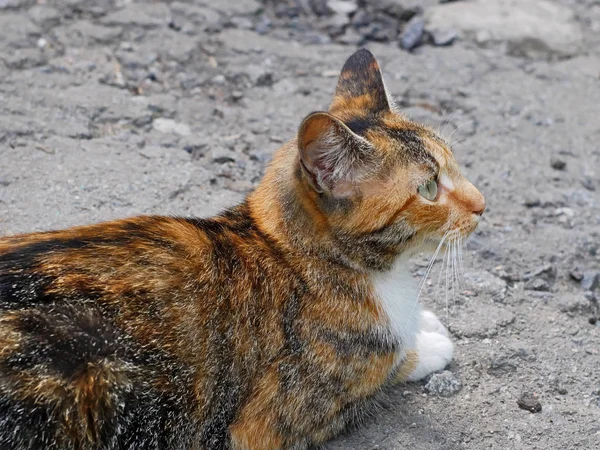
xmin=371 ymin=257 xmax=421 ymax=366
xmin=371 ymin=259 xmax=454 ymax=378
xmin=439 ymin=172 xmax=455 ymax=191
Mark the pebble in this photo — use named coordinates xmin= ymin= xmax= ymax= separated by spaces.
xmin=327 ymin=0 xmax=358 ymax=16
xmin=400 ymin=16 xmax=425 ymax=50
xmin=550 ymin=157 xmax=566 ymax=170
xmin=523 ymin=264 xmax=556 ymax=282
xmin=152 ymin=118 xmax=191 ymax=136
xmin=525 ymin=278 xmax=550 ymax=292
xmin=336 ymin=28 xmax=364 ymax=46
xmin=581 ymin=272 xmax=600 ymax=292
xmin=430 ymin=29 xmax=457 ymax=46
xmin=517 ymin=392 xmax=542 ymax=413
xmin=581 ymin=177 xmax=596 ymax=191
xmin=570 ymin=268 xmax=584 ymax=282
xmin=211 ymin=148 xmax=236 ymax=164
xmin=424 ymin=370 xmax=462 ymax=397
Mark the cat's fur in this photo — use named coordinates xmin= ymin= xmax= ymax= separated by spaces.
xmin=0 ymin=49 xmax=485 ymax=450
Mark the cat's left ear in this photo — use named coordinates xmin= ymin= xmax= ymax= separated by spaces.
xmin=329 ymin=48 xmax=393 ymax=114
xmin=297 ymin=111 xmax=377 ymax=197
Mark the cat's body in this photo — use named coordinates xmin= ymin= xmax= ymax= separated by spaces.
xmin=0 ymin=50 xmax=484 ymax=450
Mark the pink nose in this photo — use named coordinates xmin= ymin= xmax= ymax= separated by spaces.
xmin=471 ymin=192 xmax=486 ymax=216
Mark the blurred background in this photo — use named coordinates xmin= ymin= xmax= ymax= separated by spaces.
xmin=0 ymin=0 xmax=599 ymax=448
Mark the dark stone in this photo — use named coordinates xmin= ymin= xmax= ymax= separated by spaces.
xmin=517 ymin=392 xmax=542 ymax=413
xmin=525 ymin=278 xmax=550 ymax=292
xmin=400 ymin=16 xmax=425 ymax=51
xmin=569 ymin=268 xmax=584 ymax=282
xmin=523 ymin=264 xmax=556 ymax=282
xmin=550 ymin=157 xmax=566 ymax=170
xmin=581 ymin=272 xmax=600 ymax=291
xmin=256 ymin=72 xmax=274 ymax=87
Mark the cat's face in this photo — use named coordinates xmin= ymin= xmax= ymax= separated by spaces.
xmin=297 ymin=49 xmax=484 ymax=265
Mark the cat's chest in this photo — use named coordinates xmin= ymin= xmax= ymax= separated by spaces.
xmin=371 ymin=259 xmax=420 ymax=352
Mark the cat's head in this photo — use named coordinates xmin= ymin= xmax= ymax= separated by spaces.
xmin=296 ymin=49 xmax=485 ymax=269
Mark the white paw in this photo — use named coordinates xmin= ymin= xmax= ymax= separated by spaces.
xmin=407 ymin=331 xmax=454 ymax=381
xmin=420 ymin=310 xmax=449 ymax=337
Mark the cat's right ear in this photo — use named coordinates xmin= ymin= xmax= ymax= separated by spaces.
xmin=297 ymin=112 xmax=376 ymax=197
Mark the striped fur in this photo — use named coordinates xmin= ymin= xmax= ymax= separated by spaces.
xmin=0 ymin=49 xmax=484 ymax=450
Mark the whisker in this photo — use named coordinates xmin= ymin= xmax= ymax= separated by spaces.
xmin=410 ymin=231 xmax=450 ymax=321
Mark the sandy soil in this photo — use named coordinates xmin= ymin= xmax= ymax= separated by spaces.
xmin=1 ymin=1 xmax=599 ymax=449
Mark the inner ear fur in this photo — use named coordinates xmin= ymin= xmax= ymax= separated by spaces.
xmin=297 ymin=111 xmax=377 ymax=197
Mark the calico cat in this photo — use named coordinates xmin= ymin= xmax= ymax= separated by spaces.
xmin=0 ymin=49 xmax=485 ymax=450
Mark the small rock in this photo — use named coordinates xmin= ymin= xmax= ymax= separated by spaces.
xmin=517 ymin=392 xmax=542 ymax=413
xmin=524 ymin=197 xmax=541 ymax=208
xmin=152 ymin=118 xmax=191 ymax=136
xmin=558 ymin=388 xmax=568 ymax=395
xmin=525 ymin=278 xmax=550 ymax=292
xmin=523 ymin=264 xmax=556 ymax=282
xmin=570 ymin=268 xmax=584 ymax=282
xmin=400 ymin=16 xmax=425 ymax=51
xmin=327 ymin=0 xmax=358 ymax=15
xmin=211 ymin=148 xmax=236 ymax=164
xmin=581 ymin=177 xmax=596 ymax=191
xmin=231 ymin=91 xmax=244 ymax=101
xmin=581 ymin=272 xmax=600 ymax=292
xmin=430 ymin=29 xmax=457 ymax=46
xmin=425 ymin=0 xmax=583 ymax=59
xmin=336 ymin=28 xmax=364 ymax=46
xmin=424 ymin=371 xmax=462 ymax=397
xmin=28 ymin=5 xmax=61 ymax=28
xmin=488 ymin=357 xmax=517 ymax=376
xmin=550 ymin=157 xmax=566 ymax=170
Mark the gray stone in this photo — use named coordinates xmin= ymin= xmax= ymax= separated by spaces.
xmin=581 ymin=272 xmax=600 ymax=292
xmin=517 ymin=392 xmax=542 ymax=413
xmin=400 ymin=16 xmax=425 ymax=51
xmin=327 ymin=0 xmax=358 ymax=16
xmin=425 ymin=371 xmax=462 ymax=397
xmin=0 ymin=13 xmax=40 ymax=48
xmin=425 ymin=0 xmax=583 ymax=59
xmin=570 ymin=268 xmax=584 ymax=282
xmin=336 ymin=28 xmax=364 ymax=46
xmin=525 ymin=278 xmax=550 ymax=292
xmin=152 ymin=118 xmax=191 ymax=136
xmin=28 ymin=5 xmax=60 ymax=28
xmin=523 ymin=264 xmax=556 ymax=282
xmin=102 ymin=4 xmax=171 ymax=28
xmin=211 ymin=148 xmax=236 ymax=164
xmin=68 ymin=21 xmax=123 ymax=43
xmin=430 ymin=29 xmax=457 ymax=47
xmin=463 ymin=270 xmax=507 ymax=299
xmin=207 ymin=0 xmax=260 ymax=16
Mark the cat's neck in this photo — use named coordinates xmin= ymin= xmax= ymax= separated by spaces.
xmin=247 ymin=141 xmax=402 ymax=272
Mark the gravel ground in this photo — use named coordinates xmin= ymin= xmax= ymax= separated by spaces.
xmin=1 ymin=1 xmax=599 ymax=449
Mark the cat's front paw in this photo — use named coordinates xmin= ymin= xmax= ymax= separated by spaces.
xmin=419 ymin=310 xmax=449 ymax=336
xmin=407 ymin=331 xmax=453 ymax=382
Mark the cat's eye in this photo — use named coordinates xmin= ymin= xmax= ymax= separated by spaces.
xmin=418 ymin=179 xmax=438 ymax=201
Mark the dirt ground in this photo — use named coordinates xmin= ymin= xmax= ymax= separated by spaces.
xmin=1 ymin=1 xmax=599 ymax=449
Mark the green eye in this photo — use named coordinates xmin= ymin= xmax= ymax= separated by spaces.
xmin=418 ymin=179 xmax=438 ymax=201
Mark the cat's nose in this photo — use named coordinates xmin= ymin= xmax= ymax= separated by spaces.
xmin=471 ymin=192 xmax=486 ymax=216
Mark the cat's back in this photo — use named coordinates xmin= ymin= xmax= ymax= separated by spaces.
xmin=0 ymin=210 xmax=275 ymax=450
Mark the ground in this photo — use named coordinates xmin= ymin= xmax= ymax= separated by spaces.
xmin=1 ymin=1 xmax=599 ymax=449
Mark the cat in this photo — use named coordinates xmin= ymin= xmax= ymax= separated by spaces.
xmin=0 ymin=49 xmax=485 ymax=450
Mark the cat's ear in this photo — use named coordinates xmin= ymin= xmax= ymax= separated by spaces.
xmin=297 ymin=111 xmax=376 ymax=197
xmin=329 ymin=48 xmax=393 ymax=114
